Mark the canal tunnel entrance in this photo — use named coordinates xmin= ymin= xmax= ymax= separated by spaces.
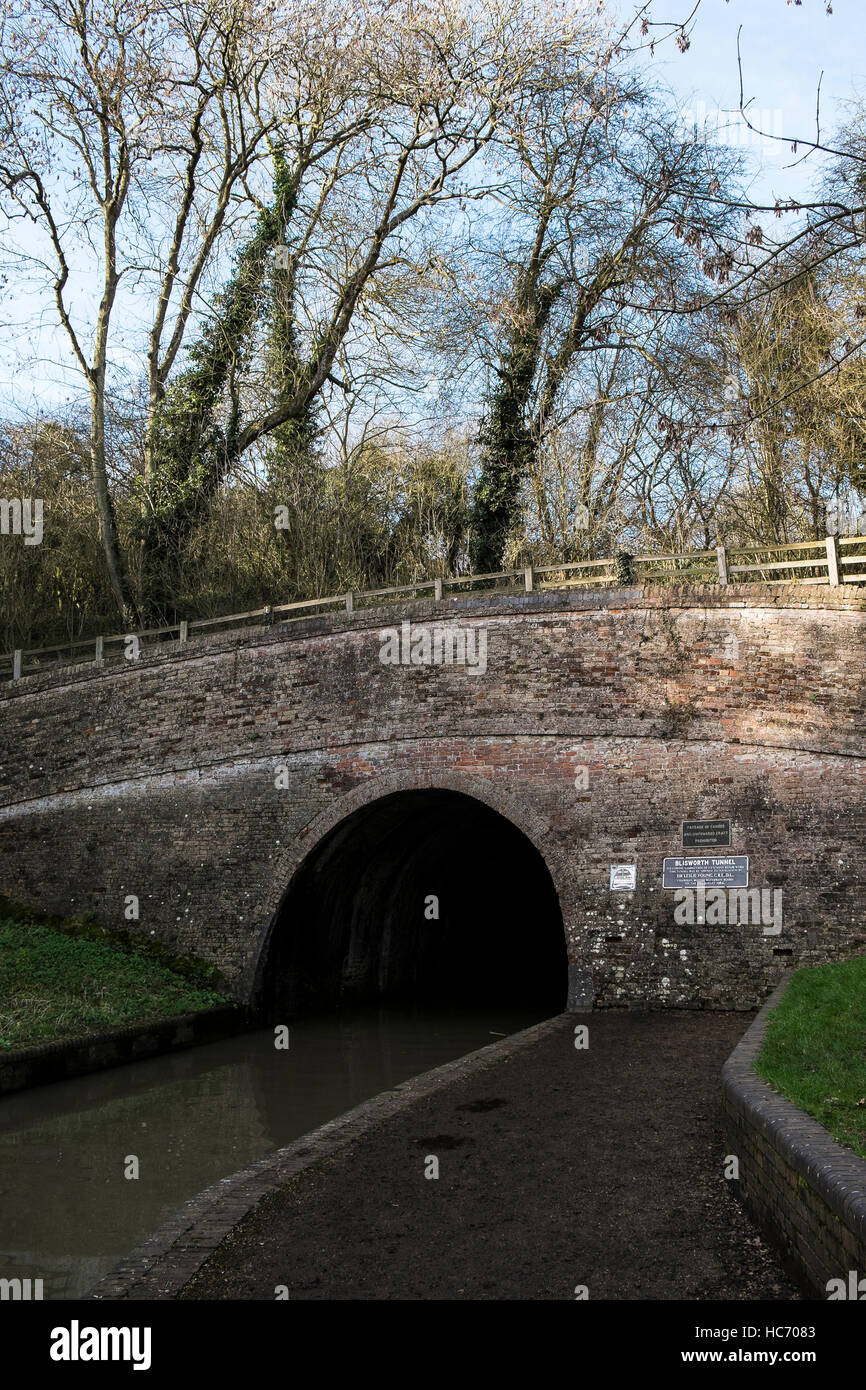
xmin=260 ymin=790 xmax=568 ymax=1017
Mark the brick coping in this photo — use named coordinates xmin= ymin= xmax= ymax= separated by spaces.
xmin=88 ymin=1013 xmax=569 ymax=1301
xmin=722 ymin=977 xmax=866 ymax=1245
xmin=0 ymin=1005 xmax=245 ymax=1095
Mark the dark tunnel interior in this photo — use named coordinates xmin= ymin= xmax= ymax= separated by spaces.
xmin=260 ymin=790 xmax=568 ymax=1017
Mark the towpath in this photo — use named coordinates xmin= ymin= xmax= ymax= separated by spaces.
xmin=181 ymin=1012 xmax=802 ymax=1301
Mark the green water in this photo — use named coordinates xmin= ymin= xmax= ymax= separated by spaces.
xmin=0 ymin=1007 xmax=543 ymax=1299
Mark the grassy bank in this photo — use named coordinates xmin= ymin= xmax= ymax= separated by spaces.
xmin=0 ymin=918 xmax=232 ymax=1051
xmin=754 ymin=955 xmax=866 ymax=1160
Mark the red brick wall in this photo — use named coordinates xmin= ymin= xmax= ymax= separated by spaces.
xmin=1 ymin=583 xmax=864 ymax=1008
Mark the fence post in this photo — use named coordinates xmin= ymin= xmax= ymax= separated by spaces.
xmin=345 ymin=591 xmax=354 ymax=614
xmin=826 ymin=534 xmax=839 ymax=587
xmin=524 ymin=564 xmax=534 ymax=593
xmin=179 ymin=620 xmax=188 ymax=642
xmin=716 ymin=545 xmax=728 ymax=585
xmin=94 ymin=635 xmax=104 ymax=666
xmin=12 ymin=649 xmax=22 ymax=681
xmin=434 ymin=578 xmax=443 ymax=601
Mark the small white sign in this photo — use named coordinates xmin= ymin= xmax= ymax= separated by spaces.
xmin=610 ymin=863 xmax=637 ymax=891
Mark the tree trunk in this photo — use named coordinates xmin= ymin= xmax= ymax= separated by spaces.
xmin=89 ymin=376 xmax=138 ymax=626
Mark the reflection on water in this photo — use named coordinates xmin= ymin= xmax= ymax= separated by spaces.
xmin=0 ymin=1007 xmax=543 ymax=1299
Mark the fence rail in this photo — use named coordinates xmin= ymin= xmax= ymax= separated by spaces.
xmin=3 ymin=534 xmax=865 ymax=684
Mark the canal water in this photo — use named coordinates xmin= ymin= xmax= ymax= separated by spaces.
xmin=0 ymin=1007 xmax=544 ymax=1299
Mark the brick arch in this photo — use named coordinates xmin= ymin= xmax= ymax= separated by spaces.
xmin=246 ymin=768 xmax=586 ymax=1009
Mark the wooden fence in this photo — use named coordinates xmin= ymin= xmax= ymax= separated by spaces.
xmin=3 ymin=534 xmax=865 ymax=684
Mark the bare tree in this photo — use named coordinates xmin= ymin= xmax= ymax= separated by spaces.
xmin=0 ymin=0 xmax=285 ymax=619
xmin=449 ymin=60 xmax=741 ymax=570
xmin=1 ymin=0 xmax=609 ymax=620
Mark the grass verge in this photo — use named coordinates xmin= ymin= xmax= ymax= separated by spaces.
xmin=0 ymin=917 xmax=233 ymax=1051
xmin=754 ymin=955 xmax=866 ymax=1160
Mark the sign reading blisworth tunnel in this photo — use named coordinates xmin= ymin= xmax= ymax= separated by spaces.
xmin=662 ymin=857 xmax=749 ymax=889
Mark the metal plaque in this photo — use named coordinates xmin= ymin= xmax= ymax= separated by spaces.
xmin=662 ymin=856 xmax=748 ymax=889
xmin=610 ymin=863 xmax=637 ymax=891
xmin=682 ymin=819 xmax=731 ymax=848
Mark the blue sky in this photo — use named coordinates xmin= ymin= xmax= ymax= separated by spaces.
xmin=628 ymin=0 xmax=865 ymax=204
xmin=1 ymin=0 xmax=864 ymax=419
